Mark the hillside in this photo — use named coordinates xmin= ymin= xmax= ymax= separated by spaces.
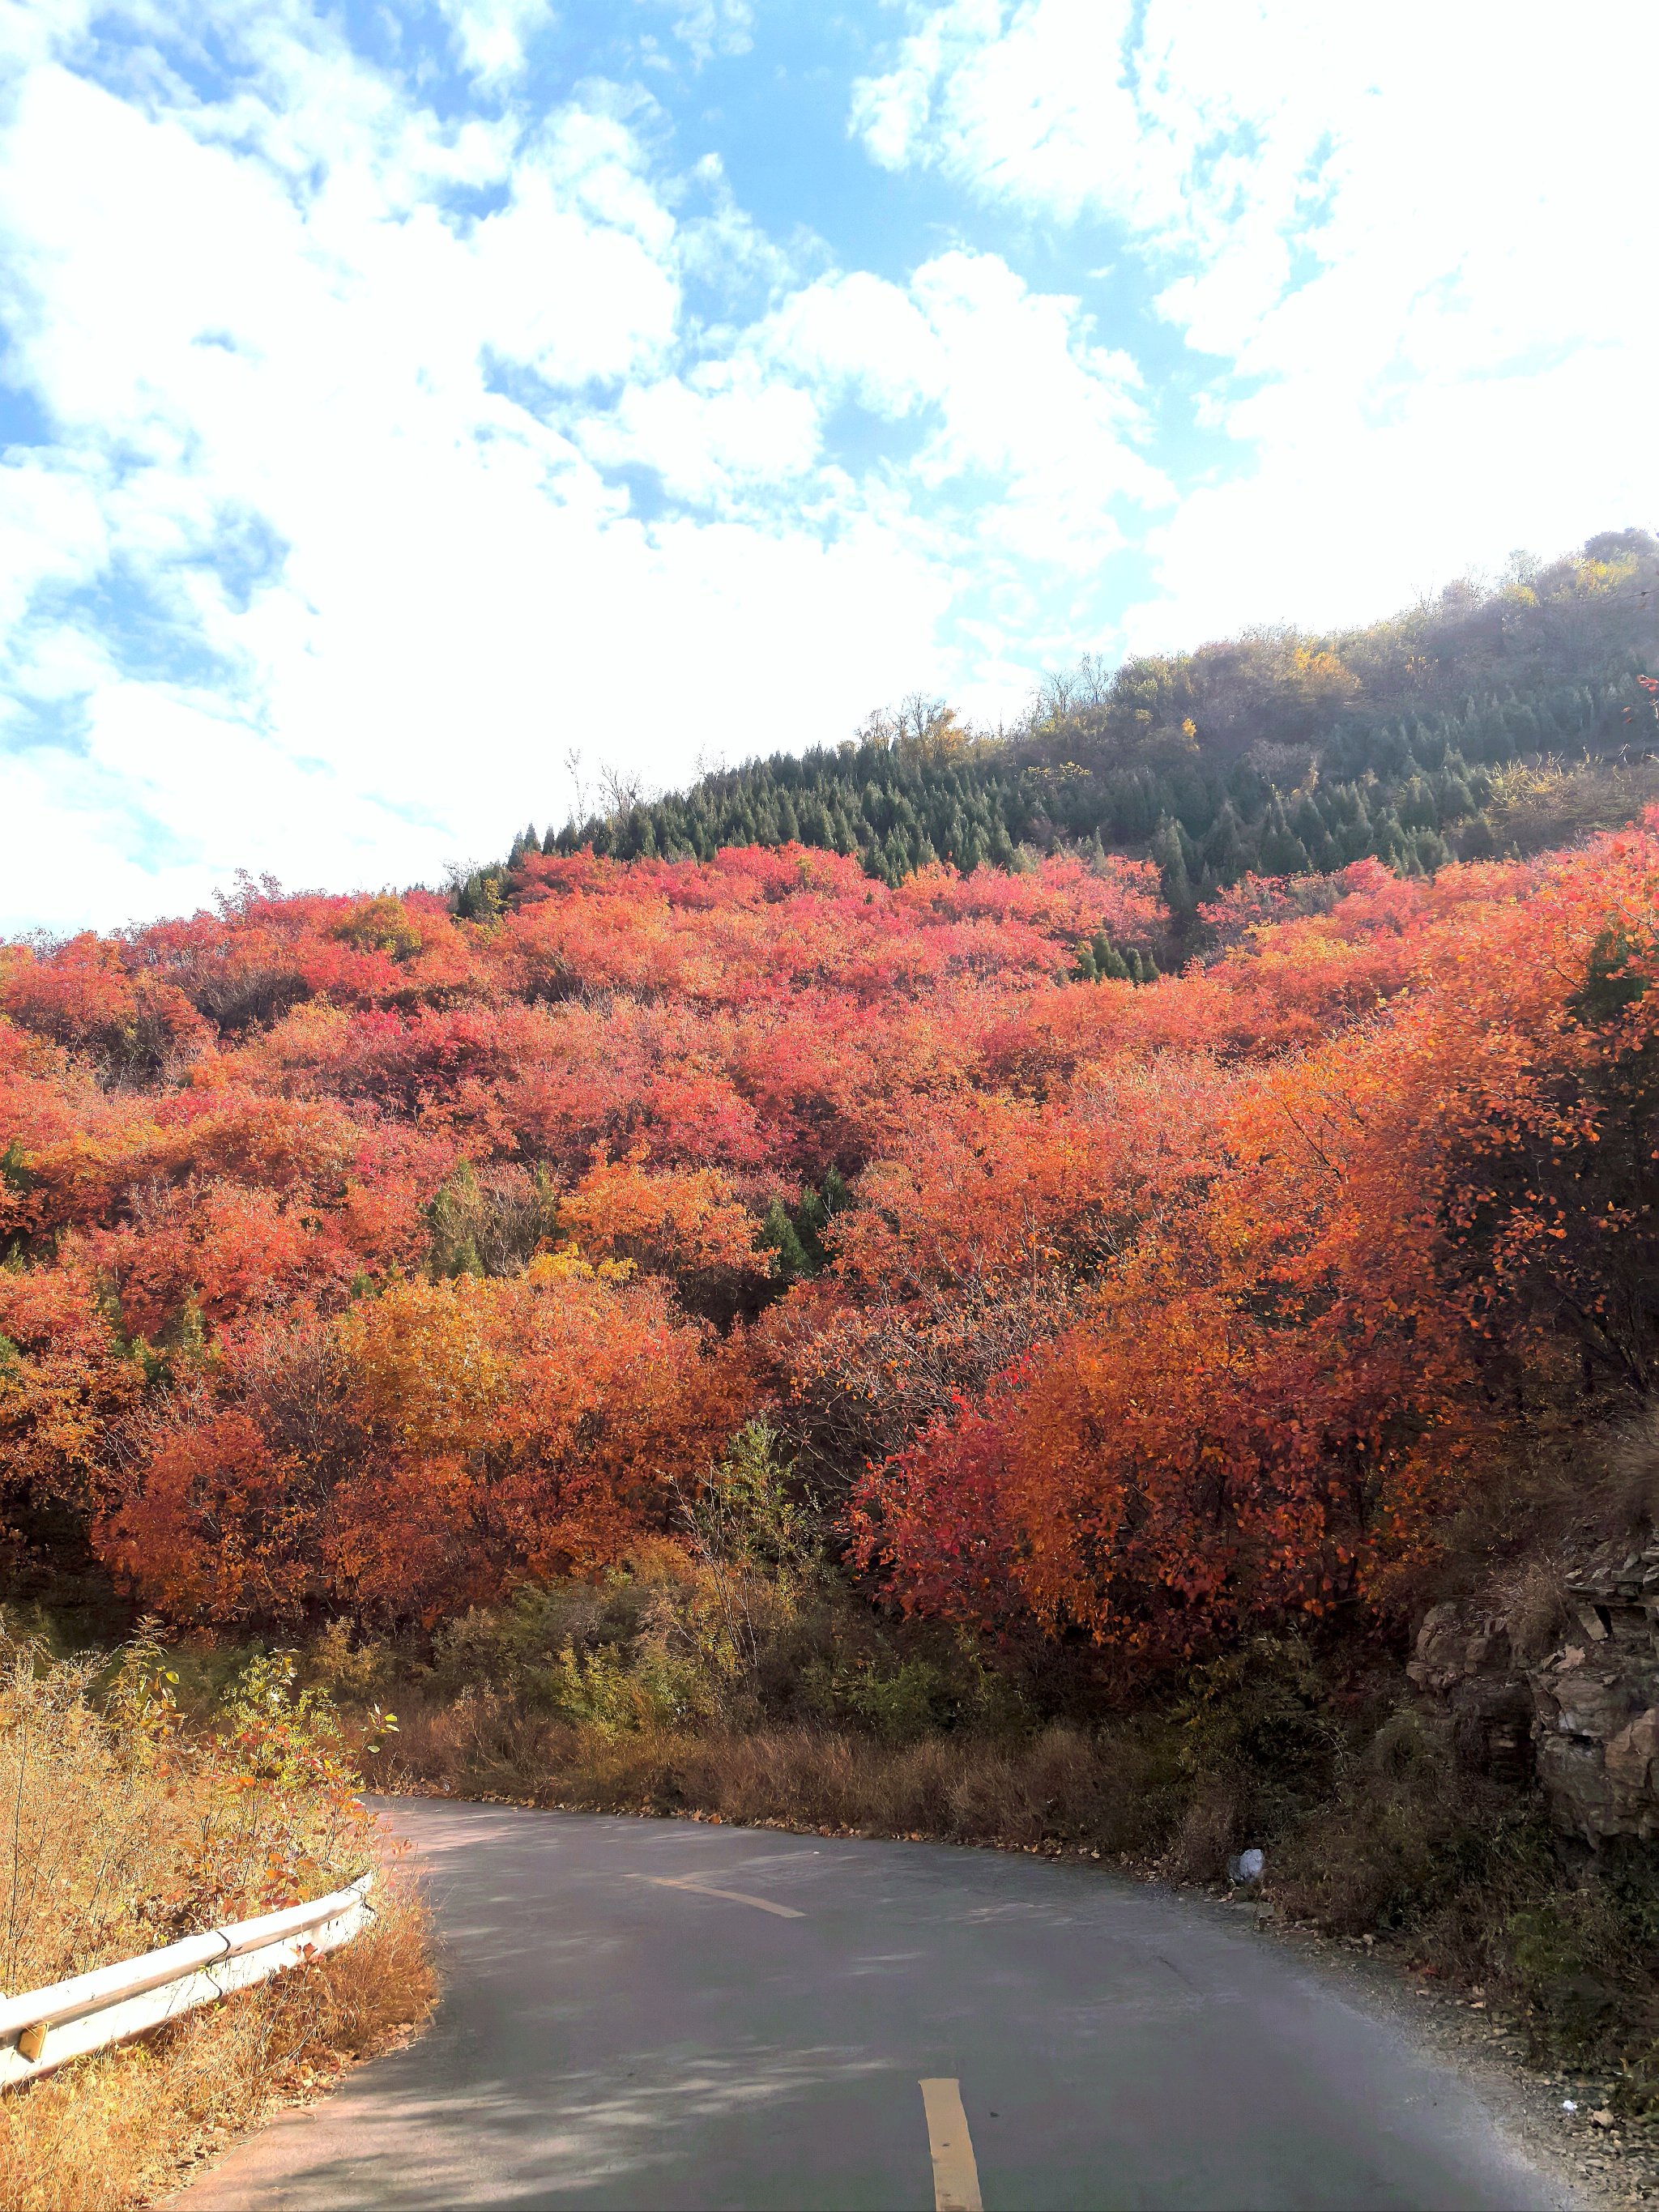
xmin=3 ymin=828 xmax=1656 ymax=1647
xmin=3 ymin=558 xmax=1659 ymax=2115
xmin=458 ymin=529 xmax=1659 ymax=916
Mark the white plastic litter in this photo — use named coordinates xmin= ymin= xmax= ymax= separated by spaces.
xmin=1563 ymin=2100 xmax=1577 ymax=2113
xmin=1236 ymin=1848 xmax=1265 ymax=1882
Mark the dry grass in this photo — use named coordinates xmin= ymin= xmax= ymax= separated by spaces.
xmin=373 ymin=1693 xmax=1179 ymax=1857
xmin=0 ymin=1627 xmax=435 ymax=2210
xmin=0 ymin=1881 xmax=433 ymax=2212
xmin=0 ymin=1632 xmax=374 ymax=1988
xmin=1602 ymin=1404 xmax=1659 ymax=1532
xmin=1486 ymin=754 xmax=1659 ymax=853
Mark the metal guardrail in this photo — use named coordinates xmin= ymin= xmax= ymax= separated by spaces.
xmin=0 ymin=1872 xmax=373 ymax=2086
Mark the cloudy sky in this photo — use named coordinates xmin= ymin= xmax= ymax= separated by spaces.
xmin=1 ymin=0 xmax=1654 ymax=931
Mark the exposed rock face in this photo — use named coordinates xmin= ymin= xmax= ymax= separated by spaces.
xmin=1406 ymin=1605 xmax=1535 ymax=1784
xmin=1407 ymin=1537 xmax=1659 ymax=1843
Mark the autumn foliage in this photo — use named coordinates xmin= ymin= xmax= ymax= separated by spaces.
xmin=3 ymin=826 xmax=1657 ymax=1665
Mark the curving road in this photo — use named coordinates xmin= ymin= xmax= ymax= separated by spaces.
xmin=173 ymin=1799 xmax=1572 ymax=2212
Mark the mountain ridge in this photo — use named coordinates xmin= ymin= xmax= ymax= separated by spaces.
xmin=457 ymin=527 xmax=1658 ymax=918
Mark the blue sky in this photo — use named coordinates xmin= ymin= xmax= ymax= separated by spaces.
xmin=1 ymin=0 xmax=1655 ymax=931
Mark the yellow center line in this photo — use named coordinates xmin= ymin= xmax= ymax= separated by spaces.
xmin=919 ymin=2078 xmax=983 ymax=2212
xmin=631 ymin=1873 xmax=805 ymax=1920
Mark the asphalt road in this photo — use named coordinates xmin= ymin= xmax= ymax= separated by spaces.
xmin=173 ymin=1798 xmax=1571 ymax=2212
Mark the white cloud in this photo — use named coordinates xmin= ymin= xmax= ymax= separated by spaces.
xmin=657 ymin=0 xmax=754 ymax=68
xmin=854 ymin=0 xmax=1659 ymax=641
xmin=756 ymin=253 xmax=1166 ymax=560
xmin=0 ymin=0 xmax=1164 ymax=931
xmin=437 ymin=0 xmax=552 ymax=87
xmin=760 ymin=270 xmax=946 ymax=420
xmin=0 ymin=449 xmax=109 ymax=639
xmin=903 ymin=252 xmax=1159 ymax=552
xmin=470 ymin=138 xmax=682 ymax=387
xmin=577 ymin=246 xmax=1166 ymax=535
xmin=579 ymin=364 xmax=822 ymax=505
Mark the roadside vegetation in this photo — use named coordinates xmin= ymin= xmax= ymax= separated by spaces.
xmin=0 ymin=1626 xmax=432 ymax=2211
xmin=324 ymin=1410 xmax=1655 ymax=2116
xmin=2 ymin=531 xmax=1657 ymax=2172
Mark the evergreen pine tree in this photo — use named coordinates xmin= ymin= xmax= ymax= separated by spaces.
xmin=1259 ymin=800 xmax=1310 ymax=876
xmin=1151 ymin=817 xmax=1195 ymax=910
xmin=1092 ymin=931 xmax=1131 ymax=979
xmin=1204 ymin=801 xmax=1247 ymax=881
xmin=761 ymin=1198 xmax=811 ymax=1281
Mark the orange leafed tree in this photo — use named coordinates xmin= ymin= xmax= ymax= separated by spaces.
xmin=851 ymin=819 xmax=1659 ymax=1652
xmin=558 ymin=1152 xmax=768 ymax=1299
xmin=104 ymin=1261 xmax=753 ymax=1626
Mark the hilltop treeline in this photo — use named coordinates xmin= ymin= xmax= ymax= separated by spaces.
xmin=458 ymin=529 xmax=1657 ymax=914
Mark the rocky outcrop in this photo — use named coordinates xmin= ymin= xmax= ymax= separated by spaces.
xmin=1406 ymin=1605 xmax=1535 ymax=1784
xmin=1407 ymin=1536 xmax=1659 ymax=1843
